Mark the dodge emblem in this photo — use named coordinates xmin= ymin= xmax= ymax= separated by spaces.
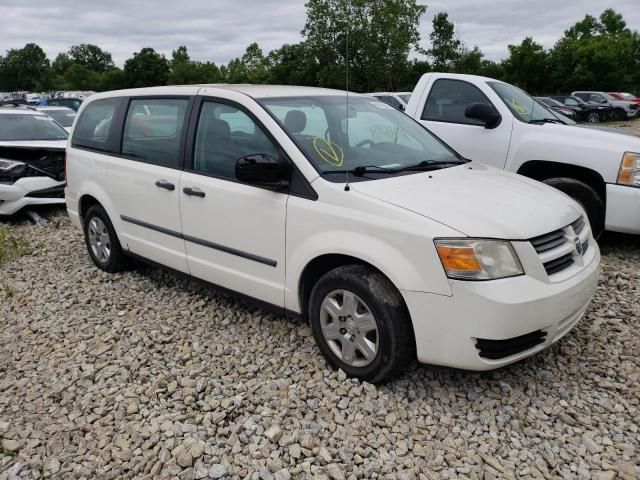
xmin=574 ymin=237 xmax=583 ymax=255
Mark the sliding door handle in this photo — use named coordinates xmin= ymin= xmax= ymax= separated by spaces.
xmin=155 ymin=180 xmax=175 ymax=191
xmin=183 ymin=187 xmax=205 ymax=198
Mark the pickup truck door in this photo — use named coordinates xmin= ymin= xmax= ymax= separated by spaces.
xmin=411 ymin=77 xmax=512 ymax=169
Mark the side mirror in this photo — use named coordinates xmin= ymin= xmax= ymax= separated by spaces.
xmin=465 ymin=103 xmax=502 ymax=129
xmin=236 ymin=154 xmax=290 ymax=191
xmin=600 ymin=99 xmax=608 ymax=104
xmin=398 ymin=104 xmax=405 ymax=112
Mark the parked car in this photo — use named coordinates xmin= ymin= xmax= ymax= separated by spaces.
xmin=535 ymin=97 xmax=579 ymax=121
xmin=572 ymin=91 xmax=638 ymax=121
xmin=41 ymin=97 xmax=83 ymax=111
xmin=34 ymin=106 xmax=77 ymax=132
xmin=0 ymin=106 xmax=68 ymax=215
xmin=368 ymin=92 xmax=411 ymax=111
xmin=405 ymin=73 xmax=640 ymax=236
xmin=608 ymin=92 xmax=640 ymax=106
xmin=66 ymin=85 xmax=599 ymax=382
xmin=552 ymin=95 xmax=612 ymax=123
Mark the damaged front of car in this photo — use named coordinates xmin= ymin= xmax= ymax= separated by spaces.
xmin=0 ymin=108 xmax=68 ymax=216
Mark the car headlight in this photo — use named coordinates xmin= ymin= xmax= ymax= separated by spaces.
xmin=617 ymin=152 xmax=640 ymax=187
xmin=434 ymin=239 xmax=524 ymax=280
xmin=0 ymin=159 xmax=25 ymax=172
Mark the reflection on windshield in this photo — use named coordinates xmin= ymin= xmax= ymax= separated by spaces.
xmin=0 ymin=114 xmax=69 ymax=141
xmin=259 ymin=95 xmax=460 ymax=179
xmin=488 ymin=81 xmax=559 ymax=124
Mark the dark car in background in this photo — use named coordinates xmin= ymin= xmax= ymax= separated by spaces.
xmin=552 ymin=95 xmax=613 ymax=123
xmin=41 ymin=97 xmax=83 ymax=111
xmin=535 ymin=97 xmax=579 ymax=121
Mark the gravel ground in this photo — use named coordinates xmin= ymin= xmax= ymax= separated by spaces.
xmin=0 ymin=209 xmax=639 ymax=480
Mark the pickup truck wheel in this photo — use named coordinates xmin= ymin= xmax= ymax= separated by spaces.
xmin=614 ymin=108 xmax=627 ymax=121
xmin=543 ymin=177 xmax=604 ymax=238
xmin=308 ymin=265 xmax=415 ymax=383
xmin=586 ymin=112 xmax=600 ymax=123
xmin=83 ymin=205 xmax=128 ymax=273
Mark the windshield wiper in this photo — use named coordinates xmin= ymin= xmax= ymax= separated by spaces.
xmin=529 ymin=118 xmax=563 ymax=125
xmin=324 ymin=158 xmax=467 ymax=177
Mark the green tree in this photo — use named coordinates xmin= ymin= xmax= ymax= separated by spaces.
xmin=0 ymin=43 xmax=50 ymax=91
xmin=502 ymin=37 xmax=548 ymax=93
xmin=302 ymin=0 xmax=426 ymax=91
xmin=428 ymin=12 xmax=460 ymax=72
xmin=267 ymin=42 xmax=319 ymax=85
xmin=124 ymin=48 xmax=169 ymax=87
xmin=241 ymin=43 xmax=269 ymax=83
xmin=68 ymin=44 xmax=115 ymax=72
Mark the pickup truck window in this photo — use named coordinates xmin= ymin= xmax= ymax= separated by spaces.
xmin=488 ymin=82 xmax=558 ymax=124
xmin=422 ymin=79 xmax=494 ymax=126
xmin=260 ymin=95 xmax=459 ymax=180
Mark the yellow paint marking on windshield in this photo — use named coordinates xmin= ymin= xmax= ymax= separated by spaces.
xmin=311 ymin=137 xmax=344 ymax=167
xmin=510 ymin=98 xmax=530 ymax=115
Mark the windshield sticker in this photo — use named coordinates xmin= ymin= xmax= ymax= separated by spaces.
xmin=370 ymin=101 xmax=394 ymax=110
xmin=510 ymin=98 xmax=530 ymax=116
xmin=310 ymin=137 xmax=344 ymax=167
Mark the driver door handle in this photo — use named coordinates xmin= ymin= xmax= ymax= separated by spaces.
xmin=183 ymin=187 xmax=205 ymax=198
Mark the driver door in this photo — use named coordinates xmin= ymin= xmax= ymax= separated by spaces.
xmin=179 ymin=97 xmax=288 ymax=306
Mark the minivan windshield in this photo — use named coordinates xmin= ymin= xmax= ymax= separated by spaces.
xmin=0 ymin=113 xmax=69 ymax=141
xmin=259 ymin=95 xmax=463 ymax=179
xmin=488 ymin=81 xmax=561 ymax=124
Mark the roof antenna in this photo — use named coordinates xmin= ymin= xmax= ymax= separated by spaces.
xmin=344 ymin=24 xmax=351 ymax=192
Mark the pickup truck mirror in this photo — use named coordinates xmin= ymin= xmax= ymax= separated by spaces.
xmin=236 ymin=154 xmax=290 ymax=191
xmin=465 ymin=103 xmax=502 ymax=129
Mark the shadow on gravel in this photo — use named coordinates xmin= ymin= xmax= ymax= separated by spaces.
xmin=598 ymin=231 xmax=640 ymax=258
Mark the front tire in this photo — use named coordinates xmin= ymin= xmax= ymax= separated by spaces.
xmin=586 ymin=111 xmax=600 ymax=123
xmin=614 ymin=108 xmax=627 ymax=121
xmin=543 ymin=177 xmax=605 ymax=239
xmin=83 ymin=205 xmax=128 ymax=273
xmin=308 ymin=265 xmax=415 ymax=383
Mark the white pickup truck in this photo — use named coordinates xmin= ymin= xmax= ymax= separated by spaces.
xmin=405 ymin=73 xmax=640 ymax=236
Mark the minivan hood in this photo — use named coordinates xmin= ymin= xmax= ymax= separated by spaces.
xmin=351 ymin=163 xmax=582 ymax=239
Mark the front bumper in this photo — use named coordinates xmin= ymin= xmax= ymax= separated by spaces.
xmin=402 ymin=240 xmax=600 ymax=370
xmin=605 ymin=183 xmax=640 ymax=234
xmin=0 ymin=177 xmax=65 ymax=215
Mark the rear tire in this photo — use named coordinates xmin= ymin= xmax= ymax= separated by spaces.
xmin=614 ymin=108 xmax=627 ymax=121
xmin=308 ymin=265 xmax=415 ymax=383
xmin=83 ymin=205 xmax=128 ymax=273
xmin=543 ymin=177 xmax=605 ymax=239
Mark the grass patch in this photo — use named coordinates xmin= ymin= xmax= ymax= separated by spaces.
xmin=0 ymin=226 xmax=31 ymax=265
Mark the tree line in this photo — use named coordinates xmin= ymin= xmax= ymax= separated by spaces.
xmin=0 ymin=2 xmax=638 ymax=96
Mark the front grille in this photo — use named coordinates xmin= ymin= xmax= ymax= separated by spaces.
xmin=25 ymin=186 xmax=65 ymax=198
xmin=476 ymin=330 xmax=547 ymax=359
xmin=530 ymin=216 xmax=590 ymax=276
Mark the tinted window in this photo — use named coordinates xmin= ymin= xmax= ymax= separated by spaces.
xmin=399 ymin=94 xmax=411 ymax=103
xmin=72 ymin=98 xmax=118 ymax=150
xmin=0 ymin=113 xmax=68 ymax=141
xmin=422 ymin=79 xmax=495 ymax=125
xmin=193 ymin=101 xmax=279 ymax=179
xmin=376 ymin=95 xmax=402 ymax=110
xmin=564 ymin=97 xmax=580 ymax=106
xmin=122 ymin=98 xmax=189 ymax=167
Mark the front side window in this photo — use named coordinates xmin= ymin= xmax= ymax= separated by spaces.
xmin=564 ymin=97 xmax=580 ymax=106
xmin=193 ymin=101 xmax=279 ymax=178
xmin=376 ymin=95 xmax=403 ymax=110
xmin=422 ymin=79 xmax=496 ymax=125
xmin=0 ymin=113 xmax=68 ymax=141
xmin=122 ymin=98 xmax=189 ymax=167
xmin=260 ymin=95 xmax=461 ymax=180
xmin=590 ymin=93 xmax=607 ymax=103
xmin=73 ymin=98 xmax=119 ymax=150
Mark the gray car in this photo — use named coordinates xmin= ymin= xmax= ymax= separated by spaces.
xmin=572 ymin=91 xmax=638 ymax=121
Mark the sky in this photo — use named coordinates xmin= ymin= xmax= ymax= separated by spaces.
xmin=1 ymin=0 xmax=639 ymax=66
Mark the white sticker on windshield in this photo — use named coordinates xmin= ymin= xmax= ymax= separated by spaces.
xmin=370 ymin=101 xmax=394 ymax=110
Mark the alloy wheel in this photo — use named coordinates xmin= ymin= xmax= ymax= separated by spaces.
xmin=87 ymin=216 xmax=111 ymax=264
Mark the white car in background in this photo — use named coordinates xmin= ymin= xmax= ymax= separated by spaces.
xmin=65 ymin=85 xmax=599 ymax=382
xmin=368 ymin=92 xmax=411 ymax=111
xmin=0 ymin=106 xmax=68 ymax=215
xmin=34 ymin=106 xmax=77 ymax=133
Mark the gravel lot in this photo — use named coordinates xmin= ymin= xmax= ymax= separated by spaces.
xmin=1 ymin=205 xmax=639 ymax=479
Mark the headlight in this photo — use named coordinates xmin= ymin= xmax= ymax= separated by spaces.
xmin=434 ymin=239 xmax=524 ymax=280
xmin=617 ymin=152 xmax=640 ymax=187
xmin=0 ymin=159 xmax=25 ymax=172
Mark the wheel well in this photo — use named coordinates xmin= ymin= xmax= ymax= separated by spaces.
xmin=78 ymin=194 xmax=101 ymax=221
xmin=517 ymin=161 xmax=606 ymax=205
xmin=298 ymin=254 xmax=391 ymax=320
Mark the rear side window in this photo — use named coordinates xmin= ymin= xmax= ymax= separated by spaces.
xmin=72 ymin=98 xmax=119 ymax=151
xmin=422 ymin=79 xmax=495 ymax=125
xmin=122 ymin=98 xmax=189 ymax=167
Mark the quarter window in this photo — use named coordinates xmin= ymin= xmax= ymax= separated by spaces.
xmin=422 ymin=79 xmax=496 ymax=125
xmin=193 ymin=101 xmax=279 ymax=179
xmin=72 ymin=98 xmax=120 ymax=151
xmin=121 ymin=98 xmax=189 ymax=167
xmin=564 ymin=98 xmax=580 ymax=106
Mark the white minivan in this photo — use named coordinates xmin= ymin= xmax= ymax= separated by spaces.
xmin=65 ymin=86 xmax=600 ymax=382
